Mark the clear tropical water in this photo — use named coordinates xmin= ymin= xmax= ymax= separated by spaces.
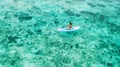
xmin=0 ymin=0 xmax=120 ymax=67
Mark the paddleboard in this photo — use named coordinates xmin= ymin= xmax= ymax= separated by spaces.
xmin=58 ymin=26 xmax=80 ymax=32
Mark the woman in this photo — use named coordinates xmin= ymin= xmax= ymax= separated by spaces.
xmin=68 ymin=22 xmax=72 ymax=29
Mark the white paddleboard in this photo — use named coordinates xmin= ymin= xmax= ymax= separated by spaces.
xmin=58 ymin=26 xmax=80 ymax=32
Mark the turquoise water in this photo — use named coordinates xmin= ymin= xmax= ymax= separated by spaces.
xmin=0 ymin=0 xmax=120 ymax=67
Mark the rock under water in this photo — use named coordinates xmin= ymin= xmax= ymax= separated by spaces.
xmin=0 ymin=0 xmax=120 ymax=67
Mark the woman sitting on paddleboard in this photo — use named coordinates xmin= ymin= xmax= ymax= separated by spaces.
xmin=68 ymin=22 xmax=72 ymax=29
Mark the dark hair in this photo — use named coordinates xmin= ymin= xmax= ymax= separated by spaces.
xmin=70 ymin=22 xmax=72 ymax=25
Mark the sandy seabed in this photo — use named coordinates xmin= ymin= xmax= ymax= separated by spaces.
xmin=0 ymin=0 xmax=120 ymax=67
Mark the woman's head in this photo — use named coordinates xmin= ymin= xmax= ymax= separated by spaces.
xmin=70 ymin=22 xmax=72 ymax=25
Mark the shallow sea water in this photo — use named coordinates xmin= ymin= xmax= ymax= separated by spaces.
xmin=0 ymin=0 xmax=120 ymax=67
